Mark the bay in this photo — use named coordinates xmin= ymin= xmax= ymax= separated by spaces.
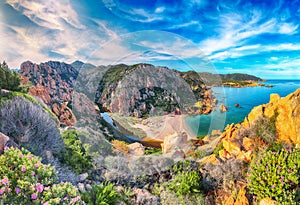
xmin=185 ymin=80 xmax=300 ymax=137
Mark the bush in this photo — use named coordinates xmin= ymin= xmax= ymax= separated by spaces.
xmin=0 ymin=61 xmax=29 ymax=92
xmin=111 ymin=140 xmax=130 ymax=155
xmin=153 ymin=160 xmax=205 ymax=205
xmin=60 ymin=130 xmax=92 ymax=174
xmin=202 ymin=159 xmax=245 ymax=191
xmin=0 ymin=146 xmax=84 ymax=204
xmin=0 ymin=96 xmax=63 ymax=157
xmin=248 ymin=148 xmax=300 ymax=204
xmin=81 ymin=182 xmax=122 ymax=205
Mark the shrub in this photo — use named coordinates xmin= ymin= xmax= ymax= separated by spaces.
xmin=213 ymin=142 xmax=224 ymax=156
xmin=81 ymin=182 xmax=122 ymax=205
xmin=251 ymin=114 xmax=277 ymax=145
xmin=0 ymin=61 xmax=29 ymax=92
xmin=202 ymin=159 xmax=245 ymax=191
xmin=59 ymin=130 xmax=92 ymax=174
xmin=248 ymin=148 xmax=300 ymax=204
xmin=0 ymin=96 xmax=63 ymax=156
xmin=0 ymin=146 xmax=84 ymax=204
xmin=111 ymin=140 xmax=130 ymax=155
xmin=145 ymin=147 xmax=162 ymax=155
xmin=154 ymin=160 xmax=205 ymax=205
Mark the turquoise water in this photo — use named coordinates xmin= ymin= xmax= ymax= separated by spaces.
xmin=185 ymin=80 xmax=300 ymax=136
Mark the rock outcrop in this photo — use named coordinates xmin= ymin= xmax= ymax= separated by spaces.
xmin=242 ymin=90 xmax=300 ymax=144
xmin=19 ymin=61 xmax=78 ymax=126
xmin=0 ymin=132 xmax=18 ymax=154
xmin=214 ymin=88 xmax=300 ymax=162
xmin=96 ymin=64 xmax=215 ymax=118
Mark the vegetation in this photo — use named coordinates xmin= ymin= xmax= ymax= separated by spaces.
xmin=0 ymin=96 xmax=63 ymax=156
xmin=0 ymin=61 xmax=29 ymax=92
xmin=81 ymin=182 xmax=122 ymax=205
xmin=111 ymin=140 xmax=130 ymax=155
xmin=213 ymin=142 xmax=224 ymax=156
xmin=153 ymin=160 xmax=205 ymax=205
xmin=248 ymin=148 xmax=300 ymax=204
xmin=132 ymin=87 xmax=180 ymax=118
xmin=0 ymin=146 xmax=84 ymax=204
xmin=59 ymin=130 xmax=92 ymax=174
xmin=145 ymin=147 xmax=162 ymax=155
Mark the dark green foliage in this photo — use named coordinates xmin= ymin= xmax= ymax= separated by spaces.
xmin=0 ymin=61 xmax=28 ymax=92
xmin=59 ymin=130 xmax=92 ymax=174
xmin=248 ymin=148 xmax=300 ymax=204
xmin=153 ymin=160 xmax=205 ymax=204
xmin=144 ymin=147 xmax=162 ymax=155
xmin=132 ymin=87 xmax=180 ymax=117
xmin=81 ymin=182 xmax=122 ymax=205
xmin=213 ymin=142 xmax=224 ymax=156
xmin=220 ymin=73 xmax=262 ymax=82
xmin=175 ymin=70 xmax=207 ymax=101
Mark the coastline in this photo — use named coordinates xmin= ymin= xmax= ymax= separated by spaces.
xmin=109 ymin=113 xmax=198 ymax=147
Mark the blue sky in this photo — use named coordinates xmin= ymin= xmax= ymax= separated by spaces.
xmin=1 ymin=0 xmax=300 ymax=79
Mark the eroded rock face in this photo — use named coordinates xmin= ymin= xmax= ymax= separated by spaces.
xmin=242 ymin=90 xmax=300 ymax=144
xmin=19 ymin=61 xmax=78 ymax=126
xmin=96 ymin=64 xmax=215 ymax=117
xmin=215 ymin=88 xmax=300 ymax=162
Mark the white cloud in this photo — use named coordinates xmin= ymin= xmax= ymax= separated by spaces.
xmin=270 ymin=57 xmax=279 ymax=61
xmin=208 ymin=43 xmax=300 ymax=61
xmin=200 ymin=11 xmax=277 ymax=56
xmin=278 ymin=23 xmax=298 ymax=34
xmin=6 ymin=0 xmax=84 ymax=30
xmin=168 ymin=21 xmax=202 ymax=30
xmin=155 ymin=7 xmax=165 ymax=13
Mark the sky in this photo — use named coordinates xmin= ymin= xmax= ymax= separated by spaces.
xmin=1 ymin=0 xmax=300 ymax=79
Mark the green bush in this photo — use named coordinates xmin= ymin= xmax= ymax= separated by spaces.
xmin=145 ymin=147 xmax=162 ymax=155
xmin=213 ymin=142 xmax=224 ymax=156
xmin=248 ymin=148 xmax=300 ymax=204
xmin=153 ymin=160 xmax=204 ymax=205
xmin=0 ymin=146 xmax=84 ymax=204
xmin=59 ymin=130 xmax=92 ymax=174
xmin=0 ymin=61 xmax=29 ymax=92
xmin=81 ymin=182 xmax=122 ymax=205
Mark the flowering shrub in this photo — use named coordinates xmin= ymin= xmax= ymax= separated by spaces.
xmin=248 ymin=148 xmax=300 ymax=204
xmin=0 ymin=146 xmax=84 ymax=204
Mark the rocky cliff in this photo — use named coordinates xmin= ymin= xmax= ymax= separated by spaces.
xmin=19 ymin=61 xmax=78 ymax=126
xmin=95 ymin=63 xmax=215 ymax=118
xmin=203 ymin=88 xmax=300 ymax=163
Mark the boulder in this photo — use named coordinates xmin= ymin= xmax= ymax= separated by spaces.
xmin=128 ymin=142 xmax=145 ymax=156
xmin=77 ymin=183 xmax=86 ymax=193
xmin=220 ymin=103 xmax=228 ymax=112
xmin=259 ymin=198 xmax=277 ymax=205
xmin=234 ymin=187 xmax=249 ymax=205
xmin=162 ymin=132 xmax=188 ymax=154
xmin=198 ymin=154 xmax=220 ymax=165
xmin=0 ymin=132 xmax=18 ymax=154
xmin=0 ymin=132 xmax=10 ymax=154
xmin=78 ymin=173 xmax=89 ymax=182
xmin=223 ymin=140 xmax=241 ymax=156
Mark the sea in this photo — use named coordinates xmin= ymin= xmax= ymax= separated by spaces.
xmin=185 ymin=80 xmax=300 ymax=137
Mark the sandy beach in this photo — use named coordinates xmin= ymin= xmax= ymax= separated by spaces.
xmin=129 ymin=114 xmax=197 ymax=142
